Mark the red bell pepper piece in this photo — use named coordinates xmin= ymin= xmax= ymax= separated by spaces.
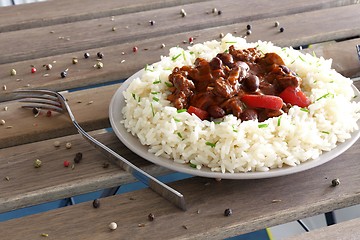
xmin=279 ymin=86 xmax=311 ymax=108
xmin=188 ymin=106 xmax=209 ymax=120
xmin=241 ymin=94 xmax=283 ymax=111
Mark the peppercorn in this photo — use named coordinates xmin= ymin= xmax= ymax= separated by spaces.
xmin=246 ymin=24 xmax=252 ymax=30
xmin=60 ymin=71 xmax=67 ymax=78
xmin=188 ymin=37 xmax=194 ymax=44
xmin=97 ymin=52 xmax=104 ymax=59
xmin=93 ymin=199 xmax=100 ymax=208
xmin=148 ymin=213 xmax=155 ymax=221
xmin=279 ymin=27 xmax=285 ymax=32
xmin=180 ymin=9 xmax=186 ymax=17
xmin=53 ymin=141 xmax=61 ymax=147
xmin=133 ymin=46 xmax=138 ymax=52
xmin=65 ymin=142 xmax=72 ymax=149
xmin=331 ymin=178 xmax=340 ymax=187
xmin=32 ymin=107 xmax=40 ymax=115
xmin=246 ymin=30 xmax=252 ymax=35
xmin=217 ymin=10 xmax=222 ymax=15
xmin=63 ymin=160 xmax=70 ymax=167
xmin=34 ymin=159 xmax=42 ymax=168
xmin=10 ymin=69 xmax=17 ymax=76
xmin=274 ymin=21 xmax=280 ymax=27
xmin=212 ymin=8 xmax=217 ymax=13
xmin=95 ymin=62 xmax=103 ymax=69
xmin=149 ymin=20 xmax=155 ymax=26
xmin=84 ymin=52 xmax=90 ymax=58
xmin=46 ymin=110 xmax=52 ymax=117
xmin=72 ymin=58 xmax=78 ymax=64
xmin=102 ymin=162 xmax=110 ymax=168
xmin=74 ymin=152 xmax=83 ymax=163
xmin=31 ymin=67 xmax=37 ymax=73
xmin=45 ymin=64 xmax=52 ymax=70
xmin=109 ymin=222 xmax=117 ymax=230
xmin=1 ymin=119 xmax=5 ymax=125
xmin=224 ymin=208 xmax=232 ymax=216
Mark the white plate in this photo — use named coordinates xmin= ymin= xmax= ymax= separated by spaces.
xmin=109 ymin=70 xmax=360 ymax=179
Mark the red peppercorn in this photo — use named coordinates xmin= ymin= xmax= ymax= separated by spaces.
xmin=46 ymin=110 xmax=52 ymax=117
xmin=63 ymin=160 xmax=70 ymax=167
xmin=31 ymin=67 xmax=37 ymax=73
xmin=133 ymin=46 xmax=138 ymax=52
xmin=188 ymin=37 xmax=194 ymax=44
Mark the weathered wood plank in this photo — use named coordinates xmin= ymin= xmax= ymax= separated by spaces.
xmin=0 ymin=138 xmax=360 ymax=239
xmin=286 ymin=218 xmax=360 ymax=240
xmin=0 ymin=1 xmax=359 ymax=65
xmin=0 ymin=0 xmax=210 ymax=32
xmin=0 ymin=130 xmax=172 ymax=213
xmin=0 ymin=84 xmax=118 ymax=149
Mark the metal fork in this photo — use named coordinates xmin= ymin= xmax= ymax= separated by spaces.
xmin=13 ymin=89 xmax=186 ymax=211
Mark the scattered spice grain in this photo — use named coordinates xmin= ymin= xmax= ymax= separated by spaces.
xmin=34 ymin=159 xmax=42 ymax=168
xmin=97 ymin=52 xmax=104 ymax=59
xmin=217 ymin=10 xmax=222 ymax=15
xmin=331 ymin=178 xmax=340 ymax=187
xmin=65 ymin=142 xmax=72 ymax=149
xmin=46 ymin=110 xmax=52 ymax=117
xmin=92 ymin=199 xmax=100 ymax=208
xmin=84 ymin=52 xmax=90 ymax=58
xmin=53 ymin=141 xmax=61 ymax=147
xmin=60 ymin=71 xmax=67 ymax=78
xmin=212 ymin=8 xmax=217 ymax=13
xmin=4 ymin=106 xmax=8 ymax=111
xmin=112 ymin=26 xmax=116 ymax=31
xmin=40 ymin=233 xmax=49 ymax=237
xmin=63 ymin=160 xmax=70 ymax=167
xmin=109 ymin=222 xmax=117 ymax=230
xmin=219 ymin=33 xmax=224 ymax=38
xmin=180 ymin=8 xmax=186 ymax=17
xmin=148 ymin=213 xmax=155 ymax=221
xmin=0 ymin=120 xmax=5 ymax=125
xmin=246 ymin=30 xmax=252 ymax=35
xmin=74 ymin=152 xmax=83 ymax=163
xmin=102 ymin=162 xmax=110 ymax=168
xmin=224 ymin=208 xmax=232 ymax=216
xmin=95 ymin=62 xmax=103 ymax=69
xmin=274 ymin=21 xmax=280 ymax=27
xmin=4 ymin=176 xmax=10 ymax=181
xmin=279 ymin=27 xmax=285 ymax=32
xmin=133 ymin=46 xmax=138 ymax=52
xmin=10 ymin=68 xmax=17 ymax=76
xmin=246 ymin=24 xmax=252 ymax=30
xmin=44 ymin=64 xmax=52 ymax=70
xmin=161 ymin=43 xmax=166 ymax=48
xmin=182 ymin=225 xmax=188 ymax=230
xmin=31 ymin=67 xmax=37 ymax=73
xmin=72 ymin=58 xmax=78 ymax=64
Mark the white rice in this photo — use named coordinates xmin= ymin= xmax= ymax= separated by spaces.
xmin=121 ymin=34 xmax=360 ymax=173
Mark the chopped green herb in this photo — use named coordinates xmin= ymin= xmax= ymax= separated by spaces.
xmin=312 ymin=51 xmax=317 ymax=58
xmin=177 ymin=109 xmax=187 ymax=113
xmin=300 ymin=108 xmax=309 ymax=113
xmin=173 ymin=118 xmax=181 ymax=122
xmin=258 ymin=123 xmax=268 ymax=128
xmin=281 ymin=47 xmax=287 ymax=51
xmin=299 ymin=55 xmax=306 ymax=62
xmin=189 ymin=51 xmax=194 ymax=55
xmin=321 ymin=131 xmax=330 ymax=134
xmin=171 ymin=53 xmax=182 ymax=61
xmin=151 ymin=91 xmax=159 ymax=94
xmin=232 ymin=125 xmax=238 ymax=132
xmin=152 ymin=97 xmax=159 ymax=102
xmin=165 ymin=82 xmax=173 ymax=87
xmin=225 ymin=41 xmax=237 ymax=44
xmin=189 ymin=163 xmax=197 ymax=168
xmin=177 ymin=132 xmax=183 ymax=139
xmin=316 ymin=93 xmax=334 ymax=101
xmin=132 ymin=93 xmax=136 ymax=100
xmin=277 ymin=116 xmax=282 ymax=126
xmin=153 ymin=80 xmax=161 ymax=84
xmin=290 ymin=59 xmax=295 ymax=64
xmin=182 ymin=51 xmax=186 ymax=61
xmin=138 ymin=96 xmax=141 ymax=102
xmin=214 ymin=121 xmax=222 ymax=124
xmin=224 ymin=49 xmax=229 ymax=53
xmin=150 ymin=103 xmax=155 ymax=116
xmin=205 ymin=141 xmax=216 ymax=148
xmin=353 ymin=95 xmax=358 ymax=99
xmin=144 ymin=64 xmax=154 ymax=72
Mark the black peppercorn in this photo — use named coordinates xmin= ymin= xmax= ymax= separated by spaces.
xmin=32 ymin=107 xmax=40 ymax=115
xmin=148 ymin=213 xmax=155 ymax=221
xmin=280 ymin=27 xmax=285 ymax=32
xmin=246 ymin=24 xmax=251 ymax=30
xmin=246 ymin=30 xmax=252 ymax=35
xmin=74 ymin=152 xmax=83 ymax=163
xmin=331 ymin=178 xmax=340 ymax=187
xmin=217 ymin=10 xmax=222 ymax=15
xmin=60 ymin=71 xmax=67 ymax=78
xmin=84 ymin=52 xmax=90 ymax=58
xmin=224 ymin=208 xmax=232 ymax=216
xmin=97 ymin=52 xmax=104 ymax=59
xmin=92 ymin=199 xmax=100 ymax=208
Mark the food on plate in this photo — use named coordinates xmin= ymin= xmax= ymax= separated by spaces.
xmin=121 ymin=34 xmax=360 ymax=173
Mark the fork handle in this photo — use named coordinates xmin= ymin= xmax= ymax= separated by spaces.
xmin=72 ymin=121 xmax=187 ymax=211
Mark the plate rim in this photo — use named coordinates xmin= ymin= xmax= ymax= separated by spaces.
xmin=109 ymin=69 xmax=360 ymax=179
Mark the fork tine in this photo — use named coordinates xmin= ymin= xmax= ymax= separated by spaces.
xmin=13 ymin=89 xmax=59 ymax=97
xmin=18 ymin=98 xmax=61 ymax=107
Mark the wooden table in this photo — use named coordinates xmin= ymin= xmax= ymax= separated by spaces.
xmin=0 ymin=0 xmax=360 ymax=239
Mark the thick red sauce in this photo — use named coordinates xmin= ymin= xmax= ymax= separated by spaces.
xmin=167 ymin=45 xmax=308 ymax=122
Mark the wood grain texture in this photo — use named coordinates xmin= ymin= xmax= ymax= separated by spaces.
xmin=0 ymin=1 xmax=359 ymax=65
xmin=0 ymin=130 xmax=172 ymax=213
xmin=0 ymin=0 xmax=210 ymax=32
xmin=0 ymin=137 xmax=360 ymax=239
xmin=286 ymin=218 xmax=360 ymax=240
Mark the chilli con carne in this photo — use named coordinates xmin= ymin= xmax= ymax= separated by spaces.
xmin=167 ymin=46 xmax=310 ymax=122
